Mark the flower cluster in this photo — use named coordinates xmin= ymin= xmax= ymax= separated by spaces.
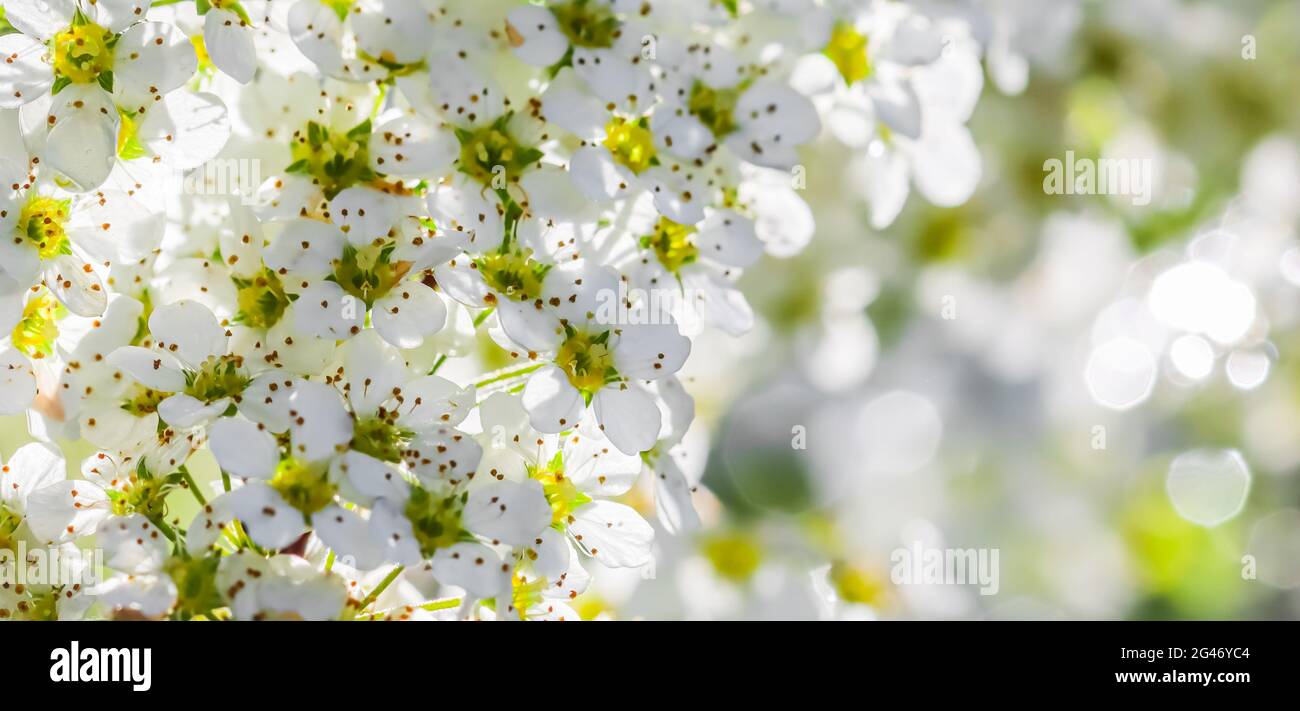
xmin=0 ymin=0 xmax=985 ymax=620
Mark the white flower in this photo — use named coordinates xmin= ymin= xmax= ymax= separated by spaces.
xmin=4 ymin=1 xmax=199 ymax=189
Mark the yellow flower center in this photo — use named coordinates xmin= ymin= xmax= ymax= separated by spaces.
xmin=823 ymin=22 xmax=871 ymax=85
xmin=602 ymin=117 xmax=657 ymax=174
xmin=555 ymin=330 xmax=614 ymax=393
xmin=269 ymin=459 xmax=335 ymax=516
xmin=11 ymin=288 xmax=63 ymax=359
xmin=52 ymin=21 xmax=115 ymax=84
xmin=16 ymin=196 xmax=71 ymax=260
xmin=532 ymin=456 xmax=593 ymax=526
xmin=642 ymin=216 xmax=698 ymax=273
xmin=476 ymin=249 xmax=548 ymax=302
xmin=701 ymin=533 xmax=763 ymax=583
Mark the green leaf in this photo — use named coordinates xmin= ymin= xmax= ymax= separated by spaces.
xmin=97 ymin=70 xmax=114 ymax=93
xmin=50 ymin=76 xmax=72 ymax=96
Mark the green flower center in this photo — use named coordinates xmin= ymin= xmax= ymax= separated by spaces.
xmin=548 ymin=0 xmax=620 ymax=49
xmin=641 ymin=216 xmax=698 ymax=273
xmin=108 ymin=476 xmax=172 ymax=519
xmin=122 ymin=384 xmax=168 ymax=416
xmin=164 ymin=554 xmax=224 ymax=619
xmin=287 ymin=120 xmax=377 ymax=200
xmin=185 ymin=354 xmax=248 ymax=404
xmin=332 ymin=244 xmax=409 ymax=308
xmin=688 ymin=80 xmax=741 ymax=139
xmin=555 ymin=328 xmax=615 ymax=393
xmin=824 ymin=22 xmax=871 ymax=85
xmin=0 ymin=507 xmax=22 ymax=555
xmin=52 ymin=21 xmax=115 ymax=84
xmin=602 ymin=117 xmax=657 ymax=174
xmin=403 ymin=486 xmax=466 ymax=557
xmin=454 ymin=116 xmax=543 ymax=188
xmin=16 ymin=196 xmax=72 ymax=260
xmin=269 ymin=459 xmax=335 ymax=516
xmin=11 ymin=288 xmax=63 ymax=360
xmin=350 ymin=414 xmax=411 ymax=464
xmin=476 ymin=249 xmax=549 ymax=302
xmin=234 ymin=268 xmax=291 ymax=330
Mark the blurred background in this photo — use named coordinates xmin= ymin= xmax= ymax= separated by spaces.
xmin=592 ymin=0 xmax=1300 ymax=620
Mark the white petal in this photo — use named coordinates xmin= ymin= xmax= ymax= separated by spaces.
xmin=107 ymin=345 xmax=187 ymax=392
xmin=2 ymin=0 xmax=75 ymax=40
xmin=333 ymin=450 xmax=408 ymax=506
xmin=696 ymin=210 xmax=762 ymax=268
xmin=860 ymin=146 xmax=910 ymax=229
xmin=343 ymin=329 xmax=408 ymax=416
xmin=1 ymin=441 xmax=65 ymax=513
xmin=430 ymin=542 xmax=509 ymax=599
xmin=426 ymin=52 xmax=503 ymax=129
xmin=91 ymin=0 xmax=153 ymax=34
xmin=369 ymin=114 xmax=457 ymax=177
xmin=496 ymin=298 xmax=561 ymax=352
xmin=910 ymin=122 xmax=981 ymax=207
xmin=287 ymin=0 xmax=345 ymax=77
xmin=263 ymin=218 xmax=345 ymax=278
xmin=209 ymin=417 xmax=280 ymax=479
xmin=286 ymin=380 xmax=353 ymax=462
xmin=44 ymin=86 xmax=118 ymax=191
xmin=522 ymin=365 xmax=584 ymax=433
xmin=229 ymin=481 xmax=307 ymax=550
xmin=0 ymin=33 xmax=52 ymax=108
xmin=99 ymin=515 xmax=170 ymax=574
xmin=24 ymin=480 xmax=110 ymax=543
xmin=205 ymin=10 xmax=257 ymax=83
xmin=506 ymin=5 xmax=569 ymax=66
xmin=392 ymin=375 xmax=474 ymax=430
xmin=113 ymin=22 xmax=197 ymax=112
xmin=563 ymin=428 xmax=641 ymax=496
xmin=653 ymin=455 xmax=700 ymax=534
xmin=157 ymin=393 xmax=229 ymax=429
xmin=405 ymin=427 xmax=482 ymax=487
xmin=149 ymin=300 xmax=227 ymax=369
xmin=314 ymin=504 xmax=385 ymax=571
xmin=186 ymin=491 xmax=237 ymax=555
xmin=593 ymin=384 xmax=660 ymax=455
xmin=293 ymin=279 xmax=366 ymax=340
xmin=137 ymin=90 xmax=231 ymax=170
xmin=613 ymin=323 xmax=691 ymax=380
xmin=0 ymin=343 xmax=36 ymax=416
xmin=568 ymin=500 xmax=654 ymax=568
xmin=373 ymin=281 xmax=447 ymax=350
xmin=463 ymin=479 xmax=551 ymax=547
xmin=331 ymin=186 xmax=397 ymax=247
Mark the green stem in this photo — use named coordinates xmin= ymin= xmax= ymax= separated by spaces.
xmin=472 ymin=306 xmax=495 ymax=328
xmin=473 ymin=363 xmax=543 ymax=389
xmin=179 ymin=466 xmax=207 ymax=506
xmin=355 ymin=565 xmax=405 ymax=616
xmin=428 ymin=355 xmax=448 ymax=375
xmin=221 ymin=469 xmax=232 ymax=493
xmin=359 ymin=597 xmax=462 ymax=620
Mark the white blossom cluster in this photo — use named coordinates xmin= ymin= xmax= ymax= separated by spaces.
xmin=0 ymin=0 xmax=985 ymax=620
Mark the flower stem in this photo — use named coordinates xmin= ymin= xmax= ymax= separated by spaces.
xmin=179 ymin=466 xmax=207 ymax=506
